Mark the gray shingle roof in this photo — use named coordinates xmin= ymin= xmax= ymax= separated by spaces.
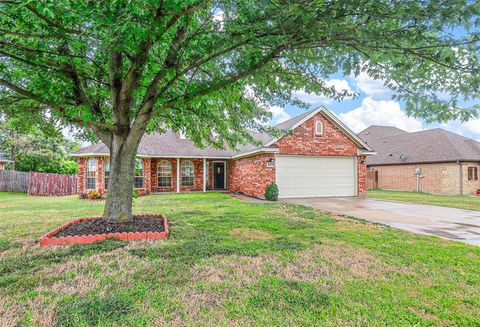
xmin=73 ymin=107 xmax=371 ymax=158
xmin=358 ymin=126 xmax=480 ymax=165
xmin=72 ymin=111 xmax=315 ymax=158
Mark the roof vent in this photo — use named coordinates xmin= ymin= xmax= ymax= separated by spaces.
xmin=179 ymin=130 xmax=186 ymax=139
xmin=382 ymin=140 xmax=386 ymax=143
xmin=399 ymin=153 xmax=408 ymax=162
xmin=365 ymin=131 xmax=369 ymax=135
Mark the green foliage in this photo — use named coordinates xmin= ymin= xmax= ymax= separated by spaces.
xmin=265 ymin=182 xmax=279 ymax=201
xmin=0 ymin=0 xmax=478 ymax=149
xmin=0 ymin=116 xmax=79 ymax=174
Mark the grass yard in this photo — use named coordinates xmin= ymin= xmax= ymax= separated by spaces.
xmin=369 ymin=189 xmax=480 ymax=211
xmin=1 ymin=192 xmax=479 ymax=326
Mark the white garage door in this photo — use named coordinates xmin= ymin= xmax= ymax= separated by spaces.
xmin=276 ymin=156 xmax=357 ymax=198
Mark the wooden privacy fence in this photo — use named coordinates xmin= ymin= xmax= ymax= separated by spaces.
xmin=0 ymin=170 xmax=77 ymax=196
xmin=367 ymin=170 xmax=378 ymax=190
xmin=28 ymin=172 xmax=77 ymax=196
xmin=0 ymin=170 xmax=28 ymax=193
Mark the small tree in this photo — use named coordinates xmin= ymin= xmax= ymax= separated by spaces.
xmin=0 ymin=1 xmax=478 ymax=220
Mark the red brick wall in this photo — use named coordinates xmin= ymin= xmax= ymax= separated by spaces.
xmin=78 ymin=158 xmax=86 ymax=193
xmin=97 ymin=157 xmax=106 ymax=195
xmin=357 ymin=156 xmax=367 ymax=196
xmin=275 ymin=111 xmax=358 ymax=156
xmin=143 ymin=158 xmax=151 ymax=194
xmin=229 ymin=153 xmax=276 ymax=198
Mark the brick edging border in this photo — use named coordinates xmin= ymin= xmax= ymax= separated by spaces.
xmin=39 ymin=214 xmax=169 ymax=246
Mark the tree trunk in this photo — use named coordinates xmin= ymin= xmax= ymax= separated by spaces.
xmin=103 ymin=133 xmax=141 ymax=221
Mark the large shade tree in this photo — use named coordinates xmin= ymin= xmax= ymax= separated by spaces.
xmin=0 ymin=0 xmax=479 ymax=220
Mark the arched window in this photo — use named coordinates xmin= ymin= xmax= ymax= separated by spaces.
xmin=134 ymin=158 xmax=144 ymax=188
xmin=86 ymin=158 xmax=96 ymax=189
xmin=315 ymin=120 xmax=323 ymax=135
xmin=181 ymin=160 xmax=194 ymax=186
xmin=158 ymin=160 xmax=172 ymax=187
xmin=104 ymin=159 xmax=110 ymax=189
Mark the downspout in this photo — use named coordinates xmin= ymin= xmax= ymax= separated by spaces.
xmin=458 ymin=161 xmax=463 ymax=195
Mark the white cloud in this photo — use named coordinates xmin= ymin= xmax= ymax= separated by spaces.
xmin=339 ymin=97 xmax=423 ymax=133
xmin=353 ymin=72 xmax=393 ymax=99
xmin=440 ymin=118 xmax=480 ymax=141
xmin=292 ymin=79 xmax=353 ymax=104
xmin=269 ymin=105 xmax=291 ymax=124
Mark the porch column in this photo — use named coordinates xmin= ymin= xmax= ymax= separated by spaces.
xmin=203 ymin=158 xmax=207 ymax=192
xmin=176 ymin=158 xmax=180 ymax=193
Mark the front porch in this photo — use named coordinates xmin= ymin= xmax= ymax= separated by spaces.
xmin=77 ymin=156 xmax=230 ymax=195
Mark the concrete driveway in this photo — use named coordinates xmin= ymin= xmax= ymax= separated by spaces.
xmin=283 ymin=197 xmax=480 ymax=246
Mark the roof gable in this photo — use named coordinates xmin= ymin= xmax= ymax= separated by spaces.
xmin=266 ymin=106 xmax=373 ymax=152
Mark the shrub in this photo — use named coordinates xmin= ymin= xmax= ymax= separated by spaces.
xmin=79 ymin=192 xmax=88 ymax=200
xmin=87 ymin=189 xmax=102 ymax=200
xmin=264 ymin=182 xmax=279 ymax=201
xmin=132 ymin=188 xmax=139 ymax=199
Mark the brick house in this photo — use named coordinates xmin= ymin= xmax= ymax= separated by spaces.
xmin=359 ymin=126 xmax=480 ymax=195
xmin=72 ymin=107 xmax=374 ymax=198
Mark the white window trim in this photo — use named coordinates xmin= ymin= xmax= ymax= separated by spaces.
xmin=315 ymin=120 xmax=323 ymax=135
xmin=157 ymin=160 xmax=172 ymax=187
xmin=86 ymin=158 xmax=96 ymax=189
xmin=181 ymin=160 xmax=195 ymax=187
xmin=134 ymin=158 xmax=144 ymax=189
xmin=104 ymin=159 xmax=110 ymax=189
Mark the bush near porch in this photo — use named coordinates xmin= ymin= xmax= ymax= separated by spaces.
xmin=0 ymin=192 xmax=479 ymax=326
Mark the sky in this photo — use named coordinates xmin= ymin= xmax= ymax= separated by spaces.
xmin=267 ymin=71 xmax=480 ymax=141
xmin=266 ymin=25 xmax=480 ymax=141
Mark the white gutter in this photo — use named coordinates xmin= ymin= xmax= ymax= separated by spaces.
xmin=231 ymin=147 xmax=279 ymax=159
xmin=70 ymin=153 xmax=231 ymax=159
xmin=357 ymin=149 xmax=377 ymax=156
xmin=71 ymin=149 xmax=279 ymax=160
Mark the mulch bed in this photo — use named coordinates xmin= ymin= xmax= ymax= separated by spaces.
xmin=57 ymin=216 xmax=165 ymax=237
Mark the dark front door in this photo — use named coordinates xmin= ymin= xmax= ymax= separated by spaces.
xmin=213 ymin=162 xmax=226 ymax=189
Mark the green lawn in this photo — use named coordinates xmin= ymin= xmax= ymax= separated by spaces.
xmin=1 ymin=192 xmax=479 ymax=326
xmin=369 ymin=189 xmax=480 ymax=211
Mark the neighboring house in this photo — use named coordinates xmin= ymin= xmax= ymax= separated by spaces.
xmin=72 ymin=107 xmax=374 ymax=198
xmin=359 ymin=126 xmax=480 ymax=195
xmin=0 ymin=153 xmax=13 ymax=170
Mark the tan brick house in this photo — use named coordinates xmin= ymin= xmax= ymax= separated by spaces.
xmin=359 ymin=126 xmax=480 ymax=195
xmin=72 ymin=107 xmax=374 ymax=198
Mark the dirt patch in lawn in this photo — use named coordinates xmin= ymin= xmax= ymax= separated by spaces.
xmin=57 ymin=216 xmax=165 ymax=237
xmin=229 ymin=228 xmax=273 ymax=241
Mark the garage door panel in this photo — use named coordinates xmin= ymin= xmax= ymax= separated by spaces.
xmin=276 ymin=156 xmax=356 ymax=198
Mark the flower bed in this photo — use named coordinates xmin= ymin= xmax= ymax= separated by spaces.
xmin=40 ymin=214 xmax=169 ymax=246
